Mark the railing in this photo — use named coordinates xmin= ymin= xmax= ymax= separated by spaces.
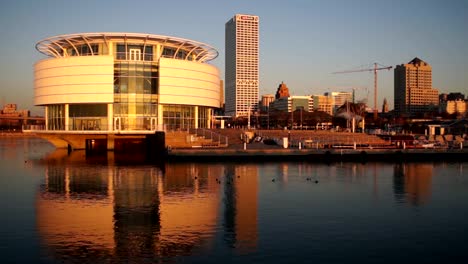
xmin=115 ymin=52 xmax=154 ymax=61
xmin=189 ymin=128 xmax=229 ymax=147
xmin=22 ymin=124 xmax=166 ymax=133
xmin=22 ymin=125 xmax=46 ymax=131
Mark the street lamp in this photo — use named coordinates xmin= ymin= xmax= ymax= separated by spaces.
xmin=267 ymin=105 xmax=270 ymax=130
xmin=300 ymin=107 xmax=303 ymax=130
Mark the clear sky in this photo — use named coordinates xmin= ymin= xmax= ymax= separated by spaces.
xmin=1 ymin=0 xmax=467 ymax=115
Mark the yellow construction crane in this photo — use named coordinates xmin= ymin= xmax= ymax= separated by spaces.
xmin=333 ymin=63 xmax=392 ymax=119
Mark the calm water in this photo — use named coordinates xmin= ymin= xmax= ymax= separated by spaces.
xmin=1 ymin=137 xmax=468 ymax=263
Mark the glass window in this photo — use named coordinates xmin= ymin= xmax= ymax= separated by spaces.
xmin=47 ymin=105 xmax=65 ymax=130
xmin=69 ymin=104 xmax=107 ymax=117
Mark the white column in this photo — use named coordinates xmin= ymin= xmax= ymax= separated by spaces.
xmin=158 ymin=104 xmax=164 ymax=130
xmin=107 ymin=104 xmax=113 ymax=131
xmin=208 ymin=108 xmax=212 ymax=129
xmin=107 ymin=40 xmax=114 ymax=56
xmin=45 ymin=106 xmax=48 ymax=131
xmin=155 ymin=44 xmax=161 ymax=61
xmin=64 ymin=104 xmax=69 ymax=131
xmin=194 ymin=106 xmax=199 ymax=129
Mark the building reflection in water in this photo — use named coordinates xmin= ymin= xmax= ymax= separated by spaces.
xmin=36 ymin=150 xmax=258 ymax=261
xmin=223 ymin=164 xmax=258 ymax=254
xmin=393 ymin=163 xmax=433 ymax=206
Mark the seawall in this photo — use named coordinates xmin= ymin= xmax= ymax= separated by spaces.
xmin=166 ymin=148 xmax=468 ymax=163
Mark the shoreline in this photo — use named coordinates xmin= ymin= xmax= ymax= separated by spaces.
xmin=3 ymin=132 xmax=468 ymax=163
xmin=166 ymin=146 xmax=468 ymax=162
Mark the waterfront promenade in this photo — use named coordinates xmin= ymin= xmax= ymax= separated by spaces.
xmin=167 ymin=129 xmax=468 ymax=162
xmin=4 ymin=130 xmax=468 ymax=162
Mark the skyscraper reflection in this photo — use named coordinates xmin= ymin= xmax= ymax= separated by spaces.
xmin=223 ymin=164 xmax=258 ymax=254
xmin=393 ymin=163 xmax=433 ymax=206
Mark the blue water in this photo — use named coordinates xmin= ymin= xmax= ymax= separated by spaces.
xmin=1 ymin=137 xmax=468 ymax=263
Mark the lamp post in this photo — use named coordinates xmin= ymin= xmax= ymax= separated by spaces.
xmin=267 ymin=105 xmax=270 ymax=130
xmin=300 ymin=107 xmax=303 ymax=130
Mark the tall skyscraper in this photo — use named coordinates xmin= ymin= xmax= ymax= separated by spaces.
xmin=394 ymin=57 xmax=439 ymax=115
xmin=225 ymin=14 xmax=259 ymax=117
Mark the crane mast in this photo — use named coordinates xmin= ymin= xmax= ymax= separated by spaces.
xmin=333 ymin=63 xmax=392 ymax=120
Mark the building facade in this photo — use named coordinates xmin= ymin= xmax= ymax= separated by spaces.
xmin=34 ymin=33 xmax=221 ymax=132
xmin=325 ymin=91 xmax=353 ymax=114
xmin=394 ymin=57 xmax=439 ymax=115
xmin=270 ymin=96 xmax=313 ymax=113
xmin=260 ymin=94 xmax=275 ymax=112
xmin=439 ymin=100 xmax=467 ymax=115
xmin=312 ymin=95 xmax=333 ymax=115
xmin=275 ymin=82 xmax=290 ymax=99
xmin=225 ymin=14 xmax=259 ymax=117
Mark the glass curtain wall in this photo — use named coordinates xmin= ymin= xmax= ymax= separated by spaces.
xmin=198 ymin=106 xmax=210 ymax=128
xmin=47 ymin=105 xmax=65 ymax=130
xmin=163 ymin=105 xmax=195 ymax=130
xmin=114 ymin=45 xmax=158 ymax=130
xmin=69 ymin=104 xmax=107 ymax=130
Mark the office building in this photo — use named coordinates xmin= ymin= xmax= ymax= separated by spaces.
xmin=270 ymin=96 xmax=313 ymax=113
xmin=260 ymin=94 xmax=275 ymax=112
xmin=312 ymin=95 xmax=333 ymax=115
xmin=325 ymin=91 xmax=353 ymax=114
xmin=394 ymin=57 xmax=439 ymax=115
xmin=439 ymin=100 xmax=467 ymax=115
xmin=225 ymin=14 xmax=259 ymax=117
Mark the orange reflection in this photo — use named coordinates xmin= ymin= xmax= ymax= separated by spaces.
xmin=394 ymin=163 xmax=433 ymax=205
xmin=224 ymin=164 xmax=258 ymax=254
xmin=36 ymin=150 xmax=242 ymax=261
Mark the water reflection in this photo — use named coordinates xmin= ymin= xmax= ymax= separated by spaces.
xmin=393 ymin=163 xmax=433 ymax=206
xmin=36 ymin=150 xmax=258 ymax=262
xmin=223 ymin=164 xmax=258 ymax=253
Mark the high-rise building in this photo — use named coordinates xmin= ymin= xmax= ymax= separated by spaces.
xmin=325 ymin=91 xmax=353 ymax=114
xmin=394 ymin=57 xmax=439 ymax=115
xmin=225 ymin=14 xmax=259 ymax=117
xmin=260 ymin=94 xmax=275 ymax=112
xmin=312 ymin=95 xmax=333 ymax=115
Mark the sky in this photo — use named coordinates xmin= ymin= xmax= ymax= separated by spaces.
xmin=1 ymin=0 xmax=467 ymax=115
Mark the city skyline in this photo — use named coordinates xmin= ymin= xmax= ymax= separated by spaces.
xmin=1 ymin=0 xmax=467 ymax=115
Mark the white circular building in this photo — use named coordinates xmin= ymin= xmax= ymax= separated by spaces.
xmin=34 ymin=32 xmax=221 ymax=132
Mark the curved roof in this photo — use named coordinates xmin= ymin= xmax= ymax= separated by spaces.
xmin=35 ymin=32 xmax=218 ymax=62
